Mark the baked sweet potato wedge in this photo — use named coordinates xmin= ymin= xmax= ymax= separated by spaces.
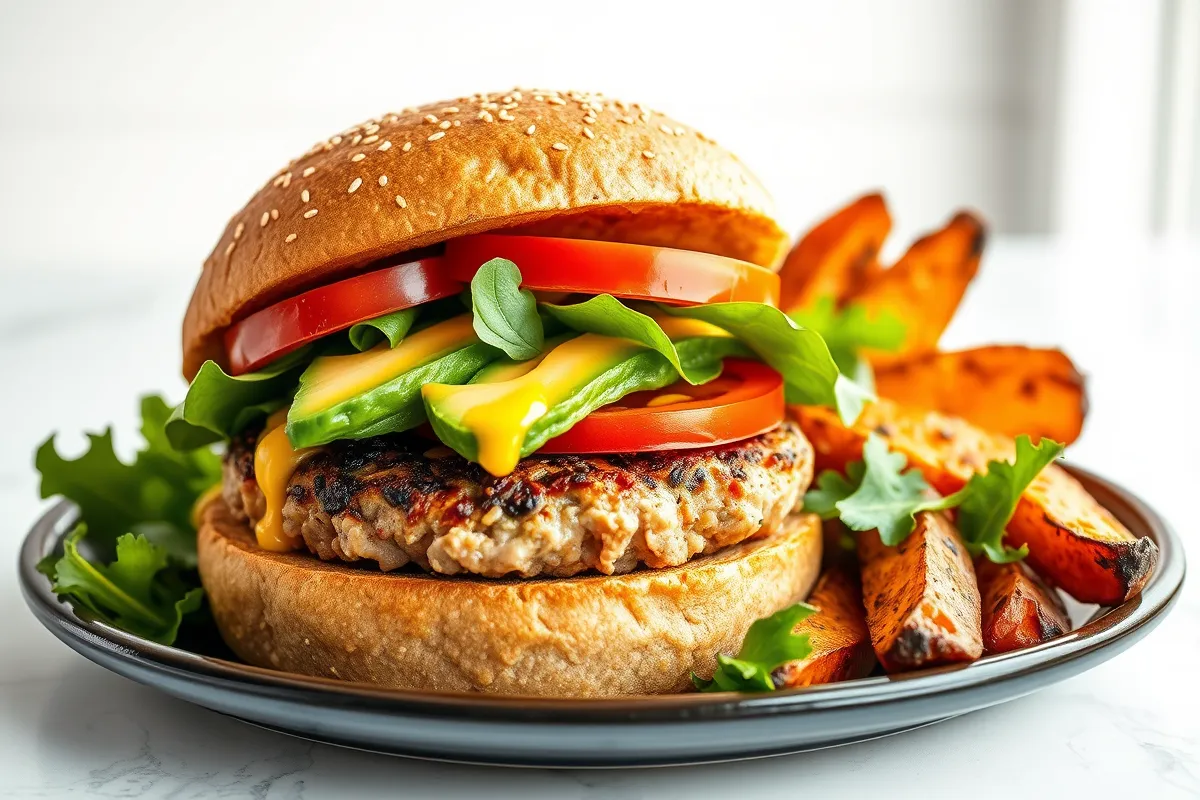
xmin=779 ymin=192 xmax=891 ymax=312
xmin=857 ymin=511 xmax=982 ymax=672
xmin=849 ymin=211 xmax=985 ymax=361
xmin=774 ymin=565 xmax=876 ymax=687
xmin=976 ymin=557 xmax=1070 ymax=654
xmin=794 ymin=400 xmax=1158 ymax=605
xmin=874 ymin=345 xmax=1088 ymax=445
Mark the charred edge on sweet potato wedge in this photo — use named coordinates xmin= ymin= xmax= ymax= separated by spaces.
xmin=793 ymin=401 xmax=1158 ymax=605
xmin=779 ymin=192 xmax=891 ymax=312
xmin=848 ymin=211 xmax=984 ymax=362
xmin=873 ymin=345 xmax=1088 ymax=445
xmin=773 ymin=564 xmax=876 ymax=687
xmin=976 ymin=557 xmax=1071 ymax=654
xmin=857 ymin=511 xmax=983 ymax=673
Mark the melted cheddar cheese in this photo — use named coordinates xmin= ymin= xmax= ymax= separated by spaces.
xmin=423 ymin=334 xmax=641 ymax=476
xmin=295 ymin=315 xmax=476 ymax=415
xmin=253 ymin=409 xmax=317 ymax=551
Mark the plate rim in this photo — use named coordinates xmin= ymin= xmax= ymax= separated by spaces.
xmin=18 ymin=463 xmax=1187 ymax=724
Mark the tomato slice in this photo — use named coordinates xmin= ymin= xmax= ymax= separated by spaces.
xmin=540 ymin=359 xmax=784 ymax=454
xmin=225 ymin=257 xmax=461 ymax=375
xmin=444 ymin=235 xmax=780 ymax=306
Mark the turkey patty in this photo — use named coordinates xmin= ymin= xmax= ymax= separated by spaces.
xmin=222 ymin=422 xmax=814 ymax=578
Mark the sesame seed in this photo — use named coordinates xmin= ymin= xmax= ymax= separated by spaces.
xmin=438 ymin=120 xmax=451 ymax=130
xmin=642 ymin=150 xmax=655 ymax=159
xmin=582 ymin=127 xmax=595 ymax=139
xmin=674 ymin=126 xmax=686 ymax=136
xmin=402 ymin=106 xmax=418 ymax=114
xmin=351 ymin=134 xmax=362 ymax=145
xmin=351 ymin=153 xmax=366 ymax=162
xmin=660 ymin=123 xmax=674 ymax=135
xmin=395 ymin=195 xmax=407 ymax=208
xmin=271 ymin=208 xmax=279 ymax=220
xmin=348 ymin=177 xmax=362 ymax=193
xmin=583 ymin=115 xmax=596 ymax=124
xmin=260 ymin=211 xmax=270 ymax=227
xmin=234 ymin=222 xmax=245 ymax=239
xmin=478 ymin=110 xmax=494 ymax=122
xmin=225 ymin=241 xmax=236 ymax=256
xmin=301 ymin=189 xmax=310 ymax=202
xmin=547 ymin=96 xmax=566 ymax=105
xmin=621 ymin=116 xmax=635 ymax=125
xmin=365 ymin=123 xmax=380 ymax=134
xmin=428 ymin=131 xmax=445 ymax=141
xmin=498 ymin=110 xmax=515 ymax=121
xmin=525 ymin=124 xmax=536 ymax=135
xmin=302 ymin=166 xmax=316 ymax=177
xmin=552 ymin=142 xmax=568 ymax=151
xmin=303 ymin=208 xmax=318 ymax=219
xmin=285 ymin=233 xmax=297 ymax=243
xmin=378 ymin=175 xmax=388 ymax=186
xmin=441 ymin=106 xmax=459 ymax=114
xmin=362 ymin=134 xmax=379 ymax=145
xmin=331 ymin=135 xmax=343 ymax=144
xmin=378 ymin=140 xmax=392 ymax=151
xmin=424 ymin=114 xmax=438 ymax=124
xmin=452 ymin=119 xmax=461 ymax=127
xmin=402 ymin=141 xmax=412 ymax=152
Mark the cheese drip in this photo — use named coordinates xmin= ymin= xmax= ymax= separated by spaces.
xmin=296 ymin=314 xmax=476 ymax=414
xmin=253 ymin=409 xmax=316 ymax=551
xmin=424 ymin=334 xmax=642 ymax=476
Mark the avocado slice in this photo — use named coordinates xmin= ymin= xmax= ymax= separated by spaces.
xmin=423 ymin=334 xmax=750 ymax=476
xmin=287 ymin=314 xmax=499 ymax=448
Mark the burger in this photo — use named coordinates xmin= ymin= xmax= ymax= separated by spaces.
xmin=169 ymin=88 xmax=860 ymax=696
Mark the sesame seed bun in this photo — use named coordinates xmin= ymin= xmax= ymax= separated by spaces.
xmin=182 ymin=89 xmax=788 ymax=379
xmin=197 ymin=498 xmax=822 ymax=697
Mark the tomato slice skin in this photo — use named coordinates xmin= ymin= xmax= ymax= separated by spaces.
xmin=444 ymin=235 xmax=780 ymax=306
xmin=225 ymin=257 xmax=461 ymax=375
xmin=539 ymin=359 xmax=784 ymax=454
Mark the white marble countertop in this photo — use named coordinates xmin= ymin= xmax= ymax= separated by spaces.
xmin=0 ymin=239 xmax=1196 ymax=799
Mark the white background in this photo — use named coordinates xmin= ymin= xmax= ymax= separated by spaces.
xmin=0 ymin=0 xmax=1196 ymax=276
xmin=0 ymin=2 xmax=1198 ymax=798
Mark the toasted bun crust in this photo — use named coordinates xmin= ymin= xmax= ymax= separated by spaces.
xmin=184 ymin=89 xmax=788 ymax=379
xmin=198 ymin=499 xmax=822 ymax=697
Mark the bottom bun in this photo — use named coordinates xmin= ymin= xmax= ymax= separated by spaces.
xmin=197 ymin=500 xmax=822 ymax=697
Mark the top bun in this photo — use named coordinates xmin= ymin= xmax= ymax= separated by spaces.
xmin=182 ymin=89 xmax=787 ymax=379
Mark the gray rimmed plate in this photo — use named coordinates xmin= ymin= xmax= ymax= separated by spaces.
xmin=18 ymin=465 xmax=1185 ymax=768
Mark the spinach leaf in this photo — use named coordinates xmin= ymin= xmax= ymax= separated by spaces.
xmin=542 ymin=295 xmax=716 ymax=383
xmin=348 ymin=308 xmax=418 ymax=350
xmin=470 ymin=258 xmax=543 ymax=360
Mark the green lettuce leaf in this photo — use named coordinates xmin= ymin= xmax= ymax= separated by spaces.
xmin=348 ymin=307 xmax=419 ymax=351
xmin=470 ymin=258 xmax=543 ymax=360
xmin=804 ymin=433 xmax=1065 ymax=560
xmin=42 ymin=525 xmax=202 ymax=645
xmin=831 ymin=434 xmax=954 ymax=545
xmin=37 ymin=395 xmax=221 ymax=565
xmin=950 ymin=435 xmax=1065 ymax=562
xmin=802 ymin=461 xmax=864 ymax=520
xmin=790 ymin=298 xmax=906 ymax=377
xmin=542 ymin=295 xmax=735 ymax=384
xmin=165 ymin=347 xmax=311 ymax=450
xmin=694 ymin=603 xmax=816 ymax=693
xmin=656 ymin=302 xmax=869 ymax=424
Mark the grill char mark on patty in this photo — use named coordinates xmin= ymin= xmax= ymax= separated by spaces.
xmin=222 ymin=422 xmax=815 ymax=578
